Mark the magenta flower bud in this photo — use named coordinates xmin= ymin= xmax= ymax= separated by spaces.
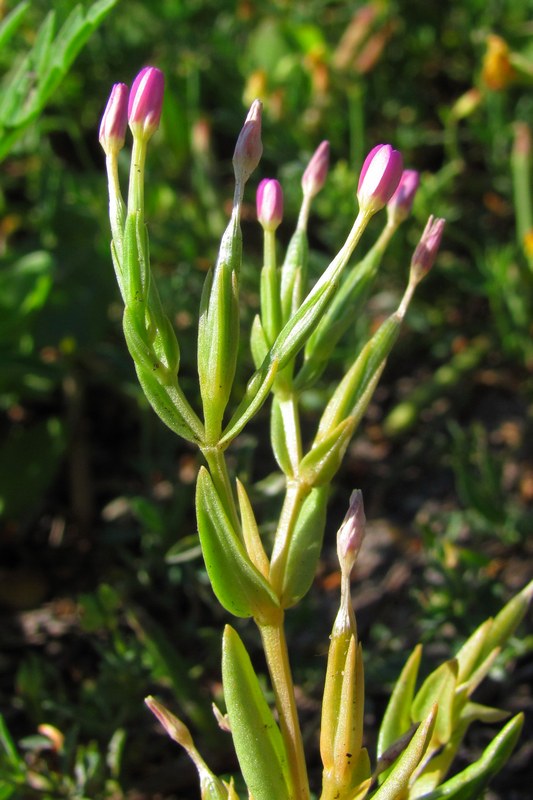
xmin=302 ymin=140 xmax=330 ymax=198
xmin=233 ymin=99 xmax=263 ymax=186
xmin=256 ymin=178 xmax=283 ymax=232
xmin=387 ymin=169 xmax=420 ymax=222
xmin=128 ymin=66 xmax=165 ymax=141
xmin=411 ymin=215 xmax=446 ymax=277
xmin=99 ymin=83 xmax=129 ymax=156
xmin=357 ymin=143 xmax=403 ymax=214
xmin=337 ymin=489 xmax=366 ymax=573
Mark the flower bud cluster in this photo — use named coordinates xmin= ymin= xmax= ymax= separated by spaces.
xmin=99 ymin=66 xmax=165 ymax=155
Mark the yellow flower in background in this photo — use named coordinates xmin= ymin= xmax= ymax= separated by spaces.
xmin=482 ymin=34 xmax=516 ymax=90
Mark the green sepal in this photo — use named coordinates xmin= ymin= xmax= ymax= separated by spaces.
xmin=270 ymin=397 xmax=294 ymax=476
xmin=377 ymin=645 xmax=422 ymax=762
xmin=281 ymin=485 xmax=329 ymax=607
xmin=418 ymin=713 xmax=524 ymax=800
xmin=197 ymin=214 xmax=242 ymax=442
xmin=316 ymin=313 xmax=401 ymax=440
xmin=299 ymin=416 xmax=355 ymax=487
xmin=280 ymin=228 xmax=308 ymax=324
xmin=222 ymin=626 xmax=291 ymax=800
xmin=219 ymin=358 xmax=279 ymax=448
xmin=371 ymin=705 xmax=437 ymax=800
xmin=411 ymin=658 xmax=458 ymax=747
xmin=196 ymin=468 xmax=279 ymax=620
xmin=250 ymin=314 xmax=269 ymax=370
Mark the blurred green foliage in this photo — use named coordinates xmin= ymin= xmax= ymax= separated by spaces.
xmin=0 ymin=0 xmax=532 ymax=797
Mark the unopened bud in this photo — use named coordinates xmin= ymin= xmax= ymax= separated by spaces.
xmin=128 ymin=66 xmax=165 ymax=141
xmin=256 ymin=178 xmax=283 ymax=232
xmin=99 ymin=82 xmax=129 ymax=156
xmin=357 ymin=143 xmax=403 ymax=215
xmin=233 ymin=99 xmax=263 ymax=186
xmin=302 ymin=140 xmax=330 ymax=198
xmin=337 ymin=489 xmax=366 ymax=574
xmin=410 ymin=215 xmax=445 ymax=280
xmin=387 ymin=169 xmax=420 ymax=224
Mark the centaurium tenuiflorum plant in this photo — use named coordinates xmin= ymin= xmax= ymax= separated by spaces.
xmin=100 ymin=67 xmax=531 ymax=800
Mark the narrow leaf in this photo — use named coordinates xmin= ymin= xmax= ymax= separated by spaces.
xmin=281 ymin=485 xmax=328 ymax=607
xmin=377 ymin=645 xmax=423 ymax=760
xmin=236 ymin=478 xmax=270 ymax=578
xmin=411 ymin=659 xmax=458 ymax=746
xmin=371 ymin=705 xmax=437 ymax=800
xmin=0 ymin=2 xmax=29 ymax=51
xmin=196 ymin=469 xmax=279 ymax=620
xmin=419 ymin=713 xmax=524 ymax=800
xmin=222 ymin=626 xmax=291 ymax=800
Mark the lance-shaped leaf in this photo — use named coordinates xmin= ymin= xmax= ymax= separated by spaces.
xmin=236 ymin=478 xmax=270 ymax=578
xmin=411 ymin=658 xmax=458 ymax=748
xmin=300 ymin=417 xmax=356 ymax=487
xmin=370 ymin=705 xmax=437 ymax=800
xmin=377 ymin=645 xmax=423 ymax=762
xmin=219 ymin=357 xmax=279 ymax=447
xmin=222 ymin=626 xmax=291 ymax=800
xmin=479 ymin=578 xmax=533 ymax=663
xmin=281 ymin=485 xmax=329 ymax=608
xmin=124 ymin=308 xmax=203 ymax=444
xmin=198 ymin=213 xmax=242 ymax=442
xmin=270 ymin=396 xmax=295 ymax=476
xmin=196 ymin=468 xmax=279 ymax=620
xmin=418 ymin=713 xmax=524 ymax=800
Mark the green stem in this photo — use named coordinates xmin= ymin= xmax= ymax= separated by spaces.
xmin=277 ymin=394 xmax=303 ymax=476
xmin=261 ymin=229 xmax=282 ymax=344
xmin=202 ymin=445 xmax=242 ymax=537
xmin=127 ymin=136 xmax=147 ymax=214
xmin=259 ymin=614 xmax=310 ymax=800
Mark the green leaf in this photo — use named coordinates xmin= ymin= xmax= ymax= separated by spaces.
xmin=411 ymin=659 xmax=458 ymax=746
xmin=371 ymin=705 xmax=437 ymax=800
xmin=219 ymin=357 xmax=279 ymax=447
xmin=480 ymin=578 xmax=533 ymax=660
xmin=454 ymin=619 xmax=492 ymax=684
xmin=236 ymin=478 xmax=270 ymax=578
xmin=270 ymin=396 xmax=294 ymax=476
xmin=281 ymin=486 xmax=328 ymax=607
xmin=196 ymin=468 xmax=279 ymax=620
xmin=0 ymin=2 xmax=29 ymax=52
xmin=419 ymin=713 xmax=524 ymax=800
xmin=222 ymin=626 xmax=291 ymax=800
xmin=250 ymin=314 xmax=270 ymax=370
xmin=377 ymin=645 xmax=422 ymax=761
xmin=299 ymin=416 xmax=355 ymax=487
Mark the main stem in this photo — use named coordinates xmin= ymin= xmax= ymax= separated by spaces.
xmin=259 ymin=614 xmax=310 ymax=800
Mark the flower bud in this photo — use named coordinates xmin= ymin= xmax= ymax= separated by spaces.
xmin=302 ymin=140 xmax=330 ymax=198
xmin=128 ymin=66 xmax=165 ymax=141
xmin=357 ymin=143 xmax=403 ymax=214
xmin=256 ymin=178 xmax=283 ymax=232
xmin=233 ymin=99 xmax=263 ymax=186
xmin=99 ymin=83 xmax=129 ymax=156
xmin=337 ymin=489 xmax=366 ymax=574
xmin=387 ymin=169 xmax=420 ymax=223
xmin=410 ymin=215 xmax=446 ymax=279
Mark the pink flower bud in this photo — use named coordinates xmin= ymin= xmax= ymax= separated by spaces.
xmin=99 ymin=83 xmax=129 ymax=156
xmin=357 ymin=143 xmax=403 ymax=214
xmin=411 ymin=215 xmax=446 ymax=277
xmin=387 ymin=169 xmax=420 ymax=222
xmin=233 ymin=99 xmax=263 ymax=185
xmin=256 ymin=178 xmax=283 ymax=232
xmin=337 ymin=489 xmax=366 ymax=573
xmin=128 ymin=66 xmax=165 ymax=141
xmin=302 ymin=140 xmax=330 ymax=198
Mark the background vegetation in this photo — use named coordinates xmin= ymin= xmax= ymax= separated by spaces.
xmin=0 ymin=0 xmax=531 ymax=797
